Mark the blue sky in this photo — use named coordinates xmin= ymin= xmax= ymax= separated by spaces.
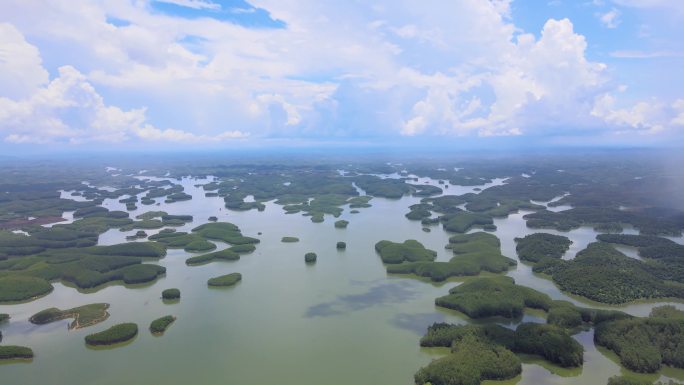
xmin=0 ymin=0 xmax=682 ymax=150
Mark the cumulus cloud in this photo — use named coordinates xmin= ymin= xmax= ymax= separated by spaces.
xmin=591 ymin=94 xmax=684 ymax=135
xmin=0 ymin=37 xmax=247 ymax=144
xmin=0 ymin=0 xmax=680 ymax=145
xmin=401 ymin=18 xmax=608 ymax=137
xmin=0 ymin=23 xmax=49 ymax=99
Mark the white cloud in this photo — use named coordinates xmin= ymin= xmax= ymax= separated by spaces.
xmin=671 ymin=99 xmax=684 ymax=126
xmin=154 ymin=0 xmax=221 ymax=11
xmin=0 ymin=53 xmax=247 ymax=144
xmin=0 ymin=23 xmax=49 ymax=99
xmin=400 ymin=18 xmax=608 ymax=136
xmin=600 ymin=8 xmax=622 ymax=28
xmin=0 ymin=0 xmax=680 ymax=145
xmin=590 ymin=93 xmax=684 ymax=134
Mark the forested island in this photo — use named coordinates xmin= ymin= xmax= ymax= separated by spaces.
xmin=85 ymin=323 xmax=138 ymax=346
xmin=207 ymin=273 xmax=242 ymax=287
xmin=150 ymin=315 xmax=176 ymax=335
xmin=29 ymin=303 xmax=109 ymax=329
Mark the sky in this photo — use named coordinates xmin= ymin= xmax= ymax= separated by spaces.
xmin=0 ymin=0 xmax=682 ymax=151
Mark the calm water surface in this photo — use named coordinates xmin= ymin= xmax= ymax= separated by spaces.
xmin=1 ymin=175 xmax=683 ymax=385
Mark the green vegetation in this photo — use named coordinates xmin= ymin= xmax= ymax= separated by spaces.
xmin=353 ymin=175 xmax=410 ymax=199
xmin=0 ymin=346 xmax=34 ymax=360
xmin=229 ymin=244 xmax=256 ymax=254
xmin=150 ymin=315 xmax=176 ymax=335
xmin=513 ymin=323 xmax=583 ymax=367
xmin=150 ymin=222 xmax=259 ymax=253
xmin=165 ymin=192 xmax=192 ymax=203
xmin=305 ymin=252 xmax=317 ymax=264
xmin=192 ymin=222 xmax=259 ymax=245
xmin=334 ymin=220 xmax=349 ymax=229
xmin=419 ymin=322 xmax=583 ymax=370
xmin=281 ymin=237 xmax=299 ymax=243
xmin=595 ymin=313 xmax=684 ymax=372
xmin=410 ymin=184 xmax=443 ymax=197
xmin=515 ymin=233 xmax=572 ymax=263
xmin=387 ymin=233 xmax=515 ymax=281
xmin=85 ymin=323 xmax=138 ymax=346
xmin=0 ymin=276 xmax=53 ymax=302
xmin=441 ymin=211 xmax=494 ymax=233
xmin=29 ymin=303 xmax=109 ymax=329
xmin=534 ymin=242 xmax=684 ymax=303
xmin=607 ymin=377 xmax=651 ymax=385
xmin=162 ymin=288 xmax=180 ymax=300
xmin=185 ymin=249 xmax=240 ymax=265
xmin=120 ymin=219 xmax=164 ymax=231
xmin=435 ymin=276 xmax=552 ymax=318
xmin=374 ymin=240 xmax=437 ymax=264
xmin=0 ymin=238 xmax=167 ymax=300
xmin=649 ymin=305 xmax=684 ymax=319
xmin=336 ymin=241 xmax=346 ymax=250
xmin=348 ymin=196 xmax=372 ymax=209
xmin=0 ymin=313 xmax=8 ymax=323
xmin=524 ymin=207 xmax=682 ymax=236
xmin=415 ymin=333 xmax=521 ymax=385
xmin=149 ymin=231 xmax=216 ymax=253
xmin=433 ymin=276 xmax=630 ymax=332
xmin=207 ymin=273 xmax=242 ymax=287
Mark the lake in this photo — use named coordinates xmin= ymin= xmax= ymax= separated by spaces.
xmin=2 ymin=174 xmax=683 ymax=385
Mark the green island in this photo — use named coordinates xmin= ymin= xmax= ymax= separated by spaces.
xmin=434 ymin=276 xmax=630 ymax=328
xmin=0 ymin=275 xmax=53 ymax=302
xmin=419 ymin=321 xmax=583 ymax=369
xmin=0 ymin=346 xmax=34 ymax=360
xmin=150 ymin=315 xmax=176 ymax=335
xmin=415 ymin=332 xmax=521 ymax=385
xmin=84 ymin=323 xmax=138 ymax=346
xmin=595 ymin=305 xmax=684 ymax=373
xmin=440 ymin=211 xmax=494 ymax=233
xmin=305 ymin=252 xmax=317 ymax=263
xmin=281 ymin=236 xmax=300 ymax=243
xmin=207 ymin=273 xmax=242 ymax=287
xmin=374 ymin=239 xmax=437 ymax=264
xmin=334 ymin=220 xmax=349 ymax=229
xmin=29 ymin=303 xmax=110 ymax=329
xmin=336 ymin=241 xmax=346 ymax=250
xmin=149 ymin=222 xmax=258 ymax=253
xmin=120 ymin=212 xmax=193 ymax=231
xmin=515 ymin=233 xmax=572 ymax=263
xmin=533 ymin=242 xmax=684 ymax=303
xmin=192 ymin=222 xmax=260 ymax=245
xmin=386 ymin=233 xmax=516 ymax=281
xmin=0 ymin=236 xmax=167 ymax=300
xmin=162 ymin=288 xmax=180 ymax=300
xmin=523 ymin=207 xmax=682 ymax=236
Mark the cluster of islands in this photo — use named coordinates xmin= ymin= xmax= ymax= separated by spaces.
xmin=1 ymin=153 xmax=684 ymax=385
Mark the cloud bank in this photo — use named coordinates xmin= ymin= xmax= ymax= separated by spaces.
xmin=0 ymin=0 xmax=681 ymax=147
